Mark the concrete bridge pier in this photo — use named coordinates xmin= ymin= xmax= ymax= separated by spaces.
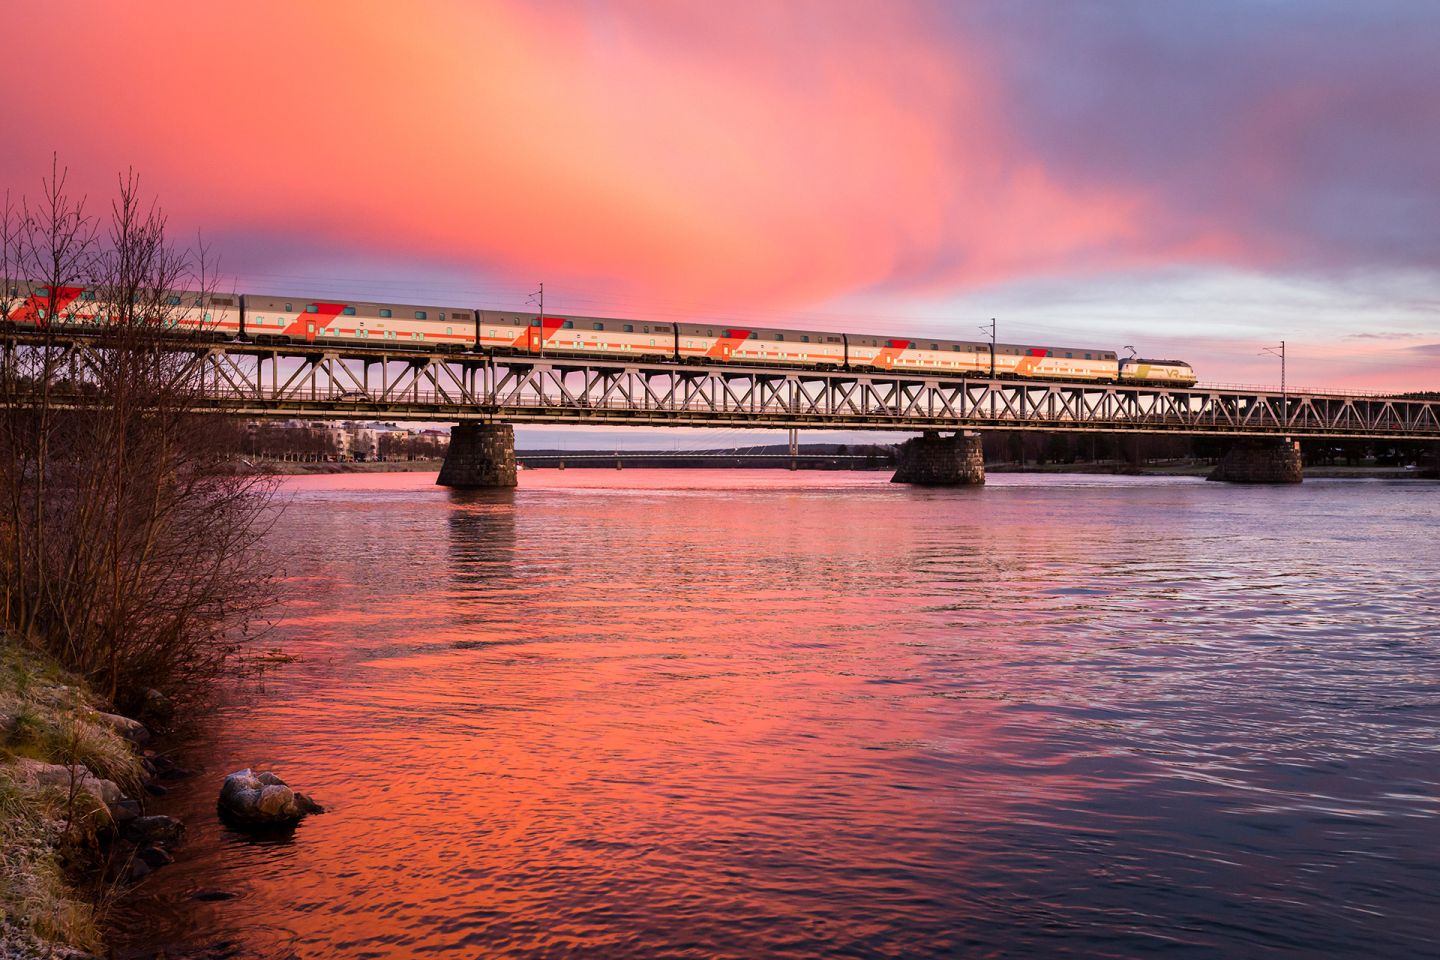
xmin=1422 ymin=443 xmax=1440 ymax=479
xmin=891 ymin=431 xmax=985 ymax=486
xmin=1206 ymin=438 xmax=1303 ymax=484
xmin=436 ymin=422 xmax=517 ymax=488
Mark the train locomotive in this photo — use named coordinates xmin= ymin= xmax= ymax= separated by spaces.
xmin=3 ymin=283 xmax=1198 ymax=387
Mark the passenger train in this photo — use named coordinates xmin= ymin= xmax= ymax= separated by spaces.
xmin=2 ymin=283 xmax=1198 ymax=386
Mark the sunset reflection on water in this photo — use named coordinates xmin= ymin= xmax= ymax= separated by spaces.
xmin=115 ymin=470 xmax=1440 ymax=959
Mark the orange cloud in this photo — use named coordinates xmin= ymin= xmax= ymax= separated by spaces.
xmin=2 ymin=1 xmax=1238 ymax=313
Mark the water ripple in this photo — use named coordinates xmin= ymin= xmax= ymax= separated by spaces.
xmin=113 ymin=471 xmax=1440 ymax=959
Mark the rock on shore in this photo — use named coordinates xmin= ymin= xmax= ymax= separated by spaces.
xmin=218 ymin=768 xmax=323 ymax=826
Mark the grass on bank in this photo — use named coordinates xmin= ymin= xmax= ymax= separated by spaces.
xmin=1 ymin=636 xmax=145 ymax=955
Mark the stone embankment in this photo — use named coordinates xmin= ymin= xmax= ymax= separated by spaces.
xmin=3 ymin=637 xmax=327 ymax=958
xmin=0 ymin=641 xmax=187 ymax=957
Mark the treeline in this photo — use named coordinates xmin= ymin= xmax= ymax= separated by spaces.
xmin=976 ymin=431 xmax=1436 ymax=467
xmin=0 ymin=160 xmax=274 ymax=708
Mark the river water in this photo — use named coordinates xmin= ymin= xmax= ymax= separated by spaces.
xmin=114 ymin=470 xmax=1440 ymax=959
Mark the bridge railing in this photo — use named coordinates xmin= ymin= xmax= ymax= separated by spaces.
xmin=1195 ymin=381 xmax=1416 ymax=399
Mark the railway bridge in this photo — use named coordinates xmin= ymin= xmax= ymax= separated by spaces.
xmin=6 ymin=332 xmax=1439 ymax=486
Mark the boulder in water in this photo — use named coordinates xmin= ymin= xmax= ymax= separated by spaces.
xmin=218 ymin=768 xmax=323 ymax=827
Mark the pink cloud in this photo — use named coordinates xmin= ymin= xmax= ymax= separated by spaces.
xmin=0 ymin=1 xmax=1257 ymax=313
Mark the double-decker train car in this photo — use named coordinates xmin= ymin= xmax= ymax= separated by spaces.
xmin=2 ymin=282 xmax=1198 ymax=387
xmin=843 ymin=336 xmax=1127 ymax=381
xmin=241 ymin=294 xmax=473 ymax=351
xmin=675 ymin=324 xmax=846 ymax=367
xmin=1 ymin=282 xmax=242 ymax=339
xmin=477 ymin=311 xmax=675 ymax=361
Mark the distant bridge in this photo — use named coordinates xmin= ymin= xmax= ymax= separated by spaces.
xmin=6 ymin=332 xmax=1440 ymax=442
xmin=518 ymin=451 xmax=881 ymax=466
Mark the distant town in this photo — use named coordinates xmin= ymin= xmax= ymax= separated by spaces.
xmin=242 ymin=420 xmax=451 ymax=462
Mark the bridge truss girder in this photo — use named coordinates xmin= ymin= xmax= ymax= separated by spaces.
xmin=4 ymin=335 xmax=1439 ymax=441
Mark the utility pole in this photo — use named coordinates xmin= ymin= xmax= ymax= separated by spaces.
xmin=528 ymin=282 xmax=545 ymax=357
xmin=979 ymin=318 xmax=996 ymax=379
xmin=1262 ymin=340 xmax=1287 ymax=426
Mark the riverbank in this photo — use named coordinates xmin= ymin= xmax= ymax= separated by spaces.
xmin=0 ymin=637 xmax=174 ymax=958
xmin=262 ymin=457 xmax=1432 ymax=480
xmin=257 ymin=458 xmax=443 ymax=475
xmin=988 ymin=460 xmax=1432 ymax=479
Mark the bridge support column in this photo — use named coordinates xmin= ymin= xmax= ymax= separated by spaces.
xmin=1421 ymin=443 xmax=1440 ymax=479
xmin=437 ymin=422 xmax=517 ymax=489
xmin=891 ymin=431 xmax=985 ymax=486
xmin=1206 ymin=438 xmax=1303 ymax=484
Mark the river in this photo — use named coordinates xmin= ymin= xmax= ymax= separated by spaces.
xmin=113 ymin=470 xmax=1440 ymax=959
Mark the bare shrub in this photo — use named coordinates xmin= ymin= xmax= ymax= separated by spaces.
xmin=0 ymin=160 xmax=276 ymax=709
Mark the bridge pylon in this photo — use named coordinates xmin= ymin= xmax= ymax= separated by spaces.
xmin=437 ymin=422 xmax=518 ymax=489
xmin=891 ymin=431 xmax=986 ymax=486
xmin=1206 ymin=437 xmax=1303 ymax=484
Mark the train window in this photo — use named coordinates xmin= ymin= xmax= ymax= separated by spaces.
xmin=930 ymin=343 xmax=938 ymax=350
xmin=801 ymin=335 xmax=810 ymax=343
xmin=204 ymin=312 xmax=213 ymax=322
xmin=775 ymin=334 xmax=784 ymax=341
xmin=454 ymin=312 xmax=468 ymax=320
xmin=562 ymin=320 xmax=574 ymax=329
xmin=592 ymin=322 xmax=603 ymax=330
xmin=531 ymin=318 xmax=541 ymax=327
xmin=415 ymin=310 xmax=427 ymax=320
xmin=343 ymin=306 xmax=356 ymax=316
xmin=305 ymin=304 xmax=318 ymax=313
xmin=380 ymin=309 xmax=392 ymax=318
xmin=166 ymin=296 xmax=181 ymax=306
xmin=649 ymin=339 xmax=656 ymax=346
xmin=81 ymin=290 xmax=96 ymax=301
xmin=446 ymin=327 xmax=453 ymax=335
xmin=439 ymin=313 xmax=446 ymax=321
xmin=623 ymin=324 xmax=634 ymax=332
xmin=284 ymin=303 xmax=292 ymax=311
xmin=827 ymin=336 xmax=841 ymax=343
xmin=254 ymin=315 xmax=264 ymax=324
xmin=707 ymin=329 xmax=714 ymax=336
xmin=1065 ymin=352 xmax=1072 ymax=358
xmin=748 ymin=332 xmax=758 ymax=339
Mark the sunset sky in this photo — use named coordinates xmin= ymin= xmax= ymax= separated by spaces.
xmin=4 ymin=1 xmax=1437 ymax=431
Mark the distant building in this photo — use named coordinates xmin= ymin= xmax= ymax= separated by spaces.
xmin=242 ymin=419 xmax=447 ymax=461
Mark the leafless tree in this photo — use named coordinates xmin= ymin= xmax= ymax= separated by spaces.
xmin=0 ymin=161 xmax=277 ymax=708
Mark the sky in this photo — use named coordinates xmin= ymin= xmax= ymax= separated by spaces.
xmin=3 ymin=1 xmax=1437 ymax=447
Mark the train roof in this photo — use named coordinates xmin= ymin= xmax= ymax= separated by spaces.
xmin=247 ymin=292 xmax=473 ymax=314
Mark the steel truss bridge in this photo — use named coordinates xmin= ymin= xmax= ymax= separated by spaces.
xmin=7 ymin=334 xmax=1440 ymax=441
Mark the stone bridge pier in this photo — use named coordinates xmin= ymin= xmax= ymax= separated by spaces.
xmin=437 ymin=422 xmax=517 ymax=488
xmin=891 ymin=431 xmax=985 ymax=486
xmin=1206 ymin=438 xmax=1303 ymax=484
